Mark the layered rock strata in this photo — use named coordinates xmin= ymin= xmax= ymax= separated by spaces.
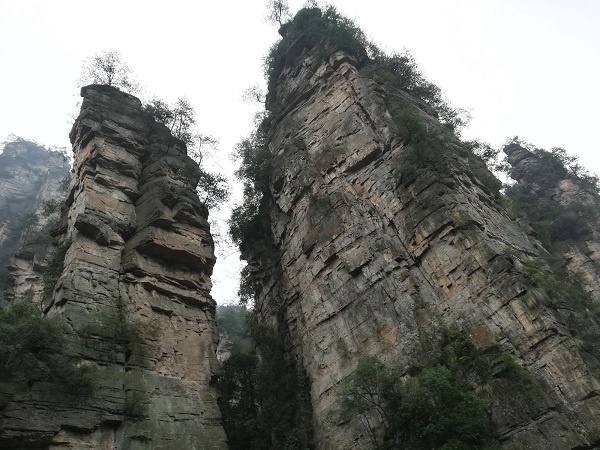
xmin=244 ymin=39 xmax=600 ymax=449
xmin=0 ymin=139 xmax=69 ymax=303
xmin=0 ymin=85 xmax=227 ymax=449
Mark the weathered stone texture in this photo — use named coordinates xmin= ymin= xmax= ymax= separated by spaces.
xmin=0 ymin=139 xmax=69 ymax=304
xmin=0 ymin=85 xmax=227 ymax=449
xmin=246 ymin=44 xmax=600 ymax=449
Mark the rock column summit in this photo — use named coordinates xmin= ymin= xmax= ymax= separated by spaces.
xmin=244 ymin=39 xmax=600 ymax=449
xmin=0 ymin=85 xmax=227 ymax=449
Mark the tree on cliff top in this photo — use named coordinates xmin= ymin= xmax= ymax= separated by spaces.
xmin=78 ymin=50 xmax=140 ymax=94
xmin=266 ymin=0 xmax=291 ymax=27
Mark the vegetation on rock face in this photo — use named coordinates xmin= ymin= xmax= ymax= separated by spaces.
xmin=145 ymin=97 xmax=198 ymax=148
xmin=0 ymin=211 xmax=41 ymax=293
xmin=441 ymin=328 xmax=547 ymax=423
xmin=143 ymin=96 xmax=231 ymax=210
xmin=339 ymin=326 xmax=566 ymax=449
xmin=338 ymin=326 xmax=554 ymax=449
xmin=265 ymin=6 xmax=468 ymax=131
xmin=369 ymin=51 xmax=470 ymax=134
xmin=218 ymin=317 xmax=313 ymax=450
xmin=265 ymin=6 xmax=371 ymax=94
xmin=507 ymin=139 xmax=599 ymax=192
xmin=504 ymin=139 xmax=599 ymax=247
xmin=237 ymin=264 xmax=257 ymax=306
xmin=228 ymin=129 xmax=271 ymax=246
xmin=42 ymin=240 xmax=70 ymax=302
xmin=0 ymin=138 xmax=70 ymax=298
xmin=339 ymin=357 xmax=497 ymax=450
xmin=230 ymin=5 xmax=483 ymax=251
xmin=519 ymin=259 xmax=600 ymax=371
xmin=0 ymin=301 xmax=92 ymax=392
xmin=393 ymin=109 xmax=450 ymax=172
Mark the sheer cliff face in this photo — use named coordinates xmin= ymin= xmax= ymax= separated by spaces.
xmin=0 ymin=86 xmax=227 ymax=449
xmin=245 ymin=45 xmax=600 ymax=449
xmin=0 ymin=139 xmax=69 ymax=302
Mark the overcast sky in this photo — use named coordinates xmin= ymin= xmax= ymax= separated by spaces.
xmin=1 ymin=0 xmax=599 ymax=304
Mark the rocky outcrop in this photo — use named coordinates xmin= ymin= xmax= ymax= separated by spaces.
xmin=505 ymin=142 xmax=600 ymax=303
xmin=0 ymin=138 xmax=69 ymax=303
xmin=0 ymin=85 xmax=227 ymax=449
xmin=243 ymin=34 xmax=600 ymax=450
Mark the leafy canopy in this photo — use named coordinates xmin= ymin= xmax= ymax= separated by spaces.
xmin=339 ymin=357 xmax=496 ymax=450
xmin=265 ymin=6 xmax=370 ymax=93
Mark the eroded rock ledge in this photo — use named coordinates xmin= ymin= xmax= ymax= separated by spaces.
xmin=0 ymin=85 xmax=227 ymax=449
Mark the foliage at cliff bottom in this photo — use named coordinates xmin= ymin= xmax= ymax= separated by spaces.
xmin=336 ymin=327 xmax=555 ymax=449
xmin=217 ymin=307 xmax=313 ymax=450
xmin=340 ymin=358 xmax=497 ymax=450
xmin=0 ymin=302 xmax=91 ymax=392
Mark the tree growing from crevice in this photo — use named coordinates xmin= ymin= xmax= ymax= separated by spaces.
xmin=144 ymin=97 xmax=230 ymax=210
xmin=228 ymin=129 xmax=270 ymax=245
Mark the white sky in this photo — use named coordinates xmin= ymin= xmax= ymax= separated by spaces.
xmin=1 ymin=0 xmax=599 ymax=304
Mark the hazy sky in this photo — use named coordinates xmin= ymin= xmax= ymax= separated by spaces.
xmin=1 ymin=0 xmax=599 ymax=304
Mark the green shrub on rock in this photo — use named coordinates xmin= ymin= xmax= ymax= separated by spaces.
xmin=0 ymin=301 xmax=92 ymax=392
xmin=339 ymin=356 xmax=498 ymax=450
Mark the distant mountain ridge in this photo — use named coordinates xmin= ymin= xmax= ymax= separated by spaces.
xmin=0 ymin=137 xmax=69 ymax=303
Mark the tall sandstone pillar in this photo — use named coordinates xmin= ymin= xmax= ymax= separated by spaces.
xmin=0 ymin=85 xmax=227 ymax=449
xmin=243 ymin=33 xmax=600 ymax=450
